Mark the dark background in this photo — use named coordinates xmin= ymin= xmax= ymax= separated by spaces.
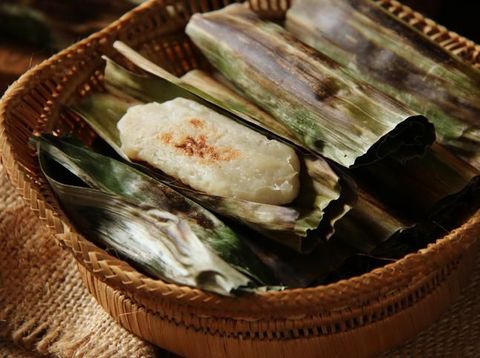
xmin=0 ymin=0 xmax=478 ymax=93
xmin=402 ymin=0 xmax=478 ymax=43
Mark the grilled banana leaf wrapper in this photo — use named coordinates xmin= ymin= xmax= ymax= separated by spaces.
xmin=354 ymin=143 xmax=480 ymax=222
xmin=185 ymin=4 xmax=435 ymax=168
xmin=35 ymin=135 xmax=275 ymax=296
xmin=342 ymin=143 xmax=479 ymax=260
xmin=261 ymin=190 xmax=418 ymax=287
xmin=286 ymin=0 xmax=480 ymax=169
xmin=71 ymin=60 xmax=355 ymax=253
xmin=243 ymin=230 xmax=357 ymax=287
xmin=333 ymin=188 xmax=416 ymax=254
xmin=330 ymin=174 xmax=480 ymax=282
xmin=326 ymin=149 xmax=480 ymax=281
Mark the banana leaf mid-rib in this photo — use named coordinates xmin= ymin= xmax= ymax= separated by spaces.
xmin=185 ymin=4 xmax=435 ymax=168
xmin=285 ymin=0 xmax=480 ymax=169
xmin=35 ymin=135 xmax=275 ymax=296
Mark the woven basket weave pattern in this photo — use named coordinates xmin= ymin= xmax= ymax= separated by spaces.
xmin=0 ymin=0 xmax=479 ymax=356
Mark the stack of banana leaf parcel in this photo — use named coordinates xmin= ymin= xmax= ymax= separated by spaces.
xmin=35 ymin=0 xmax=480 ymax=296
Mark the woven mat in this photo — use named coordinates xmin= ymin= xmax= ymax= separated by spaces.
xmin=0 ymin=164 xmax=159 ymax=358
xmin=0 ymin=161 xmax=479 ymax=358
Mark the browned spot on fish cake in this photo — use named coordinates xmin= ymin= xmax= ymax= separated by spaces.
xmin=175 ymin=135 xmax=240 ymax=162
xmin=158 ymin=132 xmax=173 ymax=144
xmin=188 ymin=117 xmax=205 ymax=128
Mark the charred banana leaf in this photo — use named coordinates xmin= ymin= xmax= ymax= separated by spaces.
xmin=244 ymin=190 xmax=415 ymax=287
xmin=333 ymin=188 xmax=416 ymax=254
xmin=185 ymin=4 xmax=435 ymax=168
xmin=36 ymin=137 xmax=263 ymax=296
xmin=72 ymin=66 xmax=354 ymax=252
xmin=331 ymin=175 xmax=480 ymax=281
xmin=244 ymin=231 xmax=357 ymax=287
xmin=354 ymin=143 xmax=480 ymax=221
xmin=286 ymin=0 xmax=480 ymax=169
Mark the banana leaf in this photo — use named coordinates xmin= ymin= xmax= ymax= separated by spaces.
xmin=36 ymin=138 xmax=259 ymax=296
xmin=72 ymin=77 xmax=354 ymax=253
xmin=185 ymin=4 xmax=435 ymax=168
xmin=330 ymin=177 xmax=480 ymax=281
xmin=326 ymin=153 xmax=480 ymax=281
xmin=285 ymin=0 xmax=480 ymax=169
xmin=243 ymin=230 xmax=357 ymax=287
xmin=237 ymin=184 xmax=421 ymax=287
xmin=353 ymin=143 xmax=480 ymax=221
xmin=333 ymin=188 xmax=416 ymax=254
xmin=243 ymin=188 xmax=417 ymax=287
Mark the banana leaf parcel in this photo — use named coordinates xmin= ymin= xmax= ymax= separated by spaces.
xmin=286 ymin=0 xmax=480 ymax=169
xmin=185 ymin=4 xmax=435 ymax=168
xmin=35 ymin=135 xmax=278 ymax=295
xmin=70 ymin=58 xmax=355 ymax=253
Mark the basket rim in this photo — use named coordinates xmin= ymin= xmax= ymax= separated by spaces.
xmin=0 ymin=0 xmax=479 ymax=316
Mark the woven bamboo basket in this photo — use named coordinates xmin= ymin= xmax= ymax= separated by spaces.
xmin=1 ymin=0 xmax=480 ymax=356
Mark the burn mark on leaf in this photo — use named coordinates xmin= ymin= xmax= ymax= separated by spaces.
xmin=159 ymin=181 xmax=216 ymax=230
xmin=314 ymin=139 xmax=325 ymax=151
xmin=313 ymin=77 xmax=341 ymax=101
